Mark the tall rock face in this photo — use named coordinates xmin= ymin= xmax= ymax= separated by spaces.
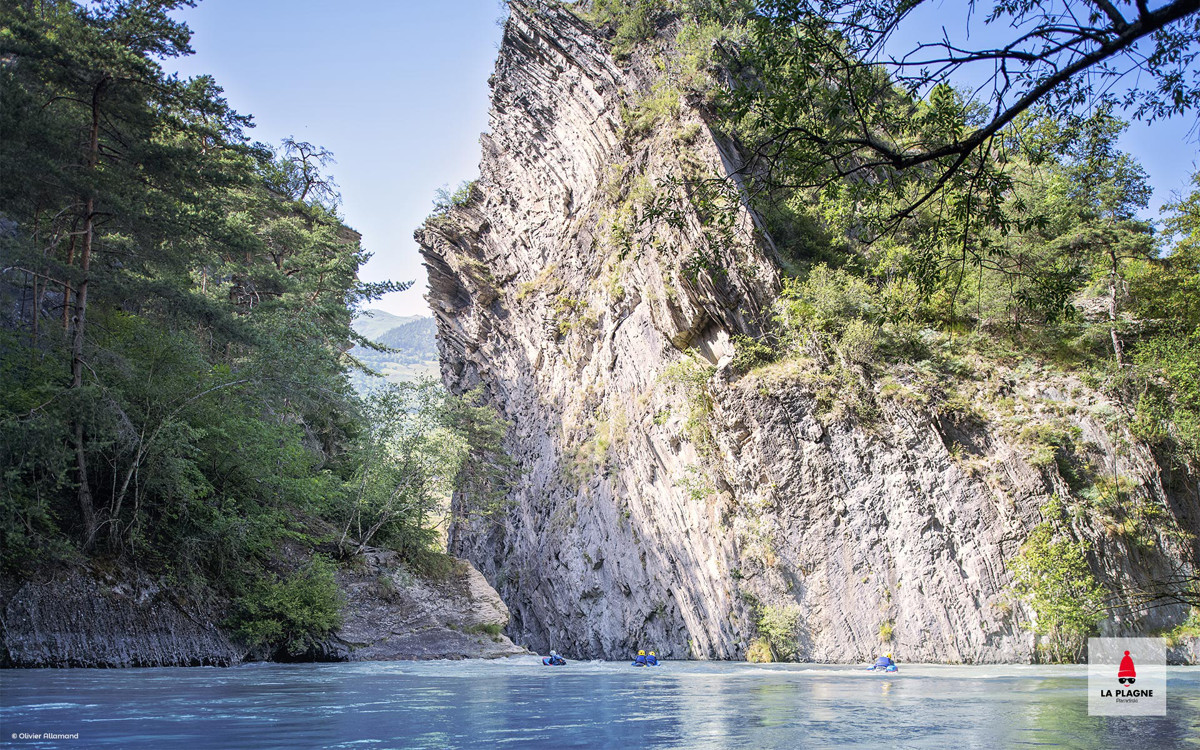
xmin=418 ymin=2 xmax=1199 ymax=662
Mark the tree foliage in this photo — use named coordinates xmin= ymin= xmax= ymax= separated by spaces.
xmin=725 ymin=0 xmax=1200 ymax=230
xmin=337 ymin=380 xmax=511 ymax=561
xmin=589 ymin=0 xmax=1199 ymax=462
xmin=231 ymin=554 xmax=344 ymax=658
xmin=0 ymin=0 xmax=508 ymax=656
xmin=1009 ymin=498 xmax=1108 ymax=663
xmin=1124 ymin=174 xmax=1200 ymax=461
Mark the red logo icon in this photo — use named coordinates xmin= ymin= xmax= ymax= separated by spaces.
xmin=1118 ymin=650 xmax=1136 ymax=686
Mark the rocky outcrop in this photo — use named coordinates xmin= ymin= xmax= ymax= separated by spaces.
xmin=1 ymin=568 xmax=243 ymax=668
xmin=1 ymin=553 xmax=526 ymax=667
xmin=318 ymin=548 xmax=528 ymax=661
xmin=418 ymin=1 xmax=1199 ymax=662
xmin=712 ymin=363 xmax=1199 ymax=662
xmin=1169 ymin=638 xmax=1200 ymax=665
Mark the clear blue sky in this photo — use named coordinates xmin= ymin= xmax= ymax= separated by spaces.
xmin=169 ymin=1 xmax=1197 ymax=318
xmin=170 ymin=0 xmax=507 ymax=318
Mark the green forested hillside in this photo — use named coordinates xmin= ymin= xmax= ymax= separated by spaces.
xmin=350 ymin=312 xmax=439 ymax=389
xmin=0 ymin=0 xmax=504 ymax=658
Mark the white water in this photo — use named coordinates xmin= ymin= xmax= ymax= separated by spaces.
xmin=3 ymin=659 xmax=1199 ymax=748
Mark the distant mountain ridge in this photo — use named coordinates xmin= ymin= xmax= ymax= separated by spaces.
xmin=373 ymin=317 xmax=437 ymax=360
xmin=354 ymin=309 xmax=425 ymax=341
xmin=351 ymin=309 xmax=439 ymax=388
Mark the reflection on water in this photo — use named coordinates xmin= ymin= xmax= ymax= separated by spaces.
xmin=2 ymin=660 xmax=1198 ymax=749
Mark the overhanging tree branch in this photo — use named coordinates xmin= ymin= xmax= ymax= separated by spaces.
xmin=732 ymin=0 xmax=1200 ymax=227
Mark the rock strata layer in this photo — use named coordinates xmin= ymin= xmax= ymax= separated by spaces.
xmin=2 ymin=570 xmax=241 ymax=668
xmin=1 ymin=553 xmax=525 ymax=667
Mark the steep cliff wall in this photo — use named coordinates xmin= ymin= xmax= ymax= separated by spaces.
xmin=418 ymin=1 xmax=1199 ymax=662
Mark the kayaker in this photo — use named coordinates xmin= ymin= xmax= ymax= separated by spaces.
xmin=646 ymin=651 xmax=659 ymax=666
xmin=632 ymin=649 xmax=648 ymax=667
xmin=543 ymin=649 xmax=566 ymax=666
xmin=872 ymin=653 xmax=895 ymax=670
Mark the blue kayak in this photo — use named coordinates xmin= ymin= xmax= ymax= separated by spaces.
xmin=865 ymin=665 xmax=898 ymax=672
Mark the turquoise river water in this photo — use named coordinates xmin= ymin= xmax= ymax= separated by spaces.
xmin=2 ymin=659 xmax=1199 ymax=748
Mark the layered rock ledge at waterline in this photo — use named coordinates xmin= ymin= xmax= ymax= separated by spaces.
xmin=418 ymin=1 xmax=1200 ymax=662
xmin=1 ymin=552 xmax=525 ymax=668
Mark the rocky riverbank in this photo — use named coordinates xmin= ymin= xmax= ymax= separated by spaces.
xmin=1 ymin=551 xmax=527 ymax=668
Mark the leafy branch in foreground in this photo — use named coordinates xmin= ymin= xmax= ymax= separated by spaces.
xmin=725 ymin=0 xmax=1200 ymax=231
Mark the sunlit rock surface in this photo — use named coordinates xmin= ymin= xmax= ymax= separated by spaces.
xmin=418 ymin=1 xmax=1199 ymax=662
xmin=322 ymin=548 xmax=528 ymax=661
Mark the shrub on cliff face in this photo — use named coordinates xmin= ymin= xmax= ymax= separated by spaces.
xmin=773 ymin=265 xmax=892 ymax=372
xmin=746 ymin=638 xmax=773 ymax=663
xmin=1161 ymin=609 xmax=1200 ymax=648
xmin=430 ymin=180 xmax=477 ymax=217
xmin=232 ymin=555 xmax=343 ymax=657
xmin=661 ymin=354 xmax=717 ymax=456
xmin=756 ymin=603 xmax=801 ymax=661
xmin=588 ymin=0 xmax=662 ymax=59
xmin=1008 ymin=498 xmax=1107 ymax=663
xmin=878 ymin=620 xmax=894 ymax=643
xmin=730 ymin=334 xmax=777 ymax=373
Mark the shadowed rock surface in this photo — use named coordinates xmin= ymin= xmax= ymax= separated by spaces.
xmin=2 ymin=570 xmax=243 ymax=668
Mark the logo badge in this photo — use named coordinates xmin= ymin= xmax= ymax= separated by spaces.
xmin=1117 ymin=650 xmax=1136 ymax=685
xmin=1088 ymin=638 xmax=1166 ymax=716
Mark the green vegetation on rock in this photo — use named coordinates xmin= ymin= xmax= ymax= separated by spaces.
xmin=745 ymin=637 xmax=773 ymax=663
xmin=232 ymin=555 xmax=344 ymax=658
xmin=1161 ymin=609 xmax=1200 ymax=648
xmin=756 ymin=602 xmax=801 ymax=661
xmin=583 ymin=0 xmax=1200 ymax=473
xmin=661 ymin=354 xmax=717 ymax=456
xmin=1008 ymin=498 xmax=1107 ymax=663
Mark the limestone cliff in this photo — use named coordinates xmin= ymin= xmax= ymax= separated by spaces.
xmin=418 ymin=1 xmax=1199 ymax=662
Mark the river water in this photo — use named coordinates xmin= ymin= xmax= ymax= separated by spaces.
xmin=3 ymin=659 xmax=1199 ymax=749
